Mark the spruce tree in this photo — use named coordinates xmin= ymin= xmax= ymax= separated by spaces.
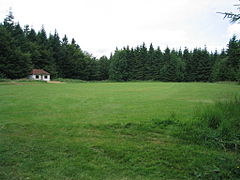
xmin=182 ymin=48 xmax=191 ymax=81
xmin=154 ymin=47 xmax=163 ymax=80
xmin=226 ymin=35 xmax=240 ymax=80
xmin=145 ymin=43 xmax=155 ymax=80
xmin=0 ymin=26 xmax=32 ymax=79
xmin=195 ymin=48 xmax=211 ymax=81
xmin=96 ymin=56 xmax=109 ymax=80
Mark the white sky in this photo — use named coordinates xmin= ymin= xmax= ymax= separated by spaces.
xmin=1 ymin=0 xmax=240 ymax=57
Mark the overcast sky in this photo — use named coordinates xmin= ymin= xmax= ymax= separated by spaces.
xmin=1 ymin=0 xmax=240 ymax=57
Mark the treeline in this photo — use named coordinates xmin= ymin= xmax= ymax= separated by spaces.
xmin=0 ymin=12 xmax=240 ymax=82
xmin=110 ymin=40 xmax=240 ymax=82
xmin=0 ymin=12 xmax=109 ymax=80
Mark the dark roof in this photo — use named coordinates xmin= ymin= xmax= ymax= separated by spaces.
xmin=30 ymin=69 xmax=50 ymax=75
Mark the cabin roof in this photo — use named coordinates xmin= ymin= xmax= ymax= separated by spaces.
xmin=30 ymin=69 xmax=50 ymax=75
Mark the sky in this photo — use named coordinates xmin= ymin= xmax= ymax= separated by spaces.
xmin=0 ymin=0 xmax=240 ymax=58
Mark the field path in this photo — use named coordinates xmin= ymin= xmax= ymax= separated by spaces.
xmin=47 ymin=81 xmax=65 ymax=84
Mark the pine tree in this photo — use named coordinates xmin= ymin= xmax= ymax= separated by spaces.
xmin=3 ymin=10 xmax=14 ymax=32
xmin=195 ymin=48 xmax=211 ymax=81
xmin=27 ymin=28 xmax=37 ymax=42
xmin=154 ymin=47 xmax=163 ymax=80
xmin=0 ymin=26 xmax=32 ymax=79
xmin=132 ymin=46 xmax=143 ymax=80
xmin=127 ymin=47 xmax=135 ymax=80
xmin=96 ymin=56 xmax=109 ymax=80
xmin=182 ymin=47 xmax=191 ymax=81
xmin=160 ymin=47 xmax=171 ymax=81
xmin=140 ymin=43 xmax=148 ymax=80
xmin=48 ymin=30 xmax=62 ymax=77
xmin=145 ymin=43 xmax=155 ymax=80
xmin=62 ymin=35 xmax=68 ymax=45
xmin=109 ymin=47 xmax=131 ymax=81
xmin=226 ymin=35 xmax=240 ymax=80
xmin=187 ymin=48 xmax=199 ymax=81
xmin=109 ymin=49 xmax=122 ymax=81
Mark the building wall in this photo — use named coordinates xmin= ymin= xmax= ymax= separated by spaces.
xmin=28 ymin=75 xmax=50 ymax=81
xmin=42 ymin=75 xmax=50 ymax=81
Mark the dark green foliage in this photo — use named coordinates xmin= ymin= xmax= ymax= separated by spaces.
xmin=0 ymin=26 xmax=32 ymax=79
xmin=210 ymin=37 xmax=240 ymax=82
xmin=195 ymin=48 xmax=212 ymax=82
xmin=109 ymin=39 xmax=240 ymax=82
xmin=109 ymin=48 xmax=131 ymax=81
xmin=145 ymin=43 xmax=155 ymax=80
xmin=96 ymin=56 xmax=110 ymax=80
xmin=210 ymin=57 xmax=228 ymax=81
xmin=162 ymin=49 xmax=185 ymax=82
xmin=226 ymin=35 xmax=240 ymax=81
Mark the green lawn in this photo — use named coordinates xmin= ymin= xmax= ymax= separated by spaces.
xmin=0 ymin=82 xmax=240 ymax=179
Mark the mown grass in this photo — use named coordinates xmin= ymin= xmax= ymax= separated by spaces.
xmin=53 ymin=78 xmax=87 ymax=83
xmin=0 ymin=81 xmax=240 ymax=179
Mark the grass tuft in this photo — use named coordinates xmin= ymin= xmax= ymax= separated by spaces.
xmin=179 ymin=96 xmax=240 ymax=151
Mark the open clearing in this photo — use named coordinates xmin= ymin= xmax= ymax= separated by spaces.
xmin=0 ymin=82 xmax=240 ymax=179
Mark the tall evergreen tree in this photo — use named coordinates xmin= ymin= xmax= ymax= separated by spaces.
xmin=182 ymin=47 xmax=191 ymax=81
xmin=195 ymin=48 xmax=211 ymax=81
xmin=145 ymin=43 xmax=155 ymax=80
xmin=109 ymin=48 xmax=130 ymax=81
xmin=226 ymin=35 xmax=240 ymax=80
xmin=0 ymin=26 xmax=32 ymax=79
xmin=154 ymin=47 xmax=163 ymax=80
xmin=96 ymin=56 xmax=109 ymax=80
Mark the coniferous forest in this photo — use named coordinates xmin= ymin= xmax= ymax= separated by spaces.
xmin=0 ymin=11 xmax=240 ymax=82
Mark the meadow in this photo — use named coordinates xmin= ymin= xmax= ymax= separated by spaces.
xmin=0 ymin=81 xmax=240 ymax=179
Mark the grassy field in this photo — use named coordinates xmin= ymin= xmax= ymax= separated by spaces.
xmin=0 ymin=81 xmax=240 ymax=179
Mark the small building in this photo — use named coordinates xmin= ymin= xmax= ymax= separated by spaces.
xmin=29 ymin=69 xmax=50 ymax=81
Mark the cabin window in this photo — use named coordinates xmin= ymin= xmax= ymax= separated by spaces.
xmin=36 ymin=75 xmax=39 ymax=79
xmin=44 ymin=75 xmax=48 ymax=79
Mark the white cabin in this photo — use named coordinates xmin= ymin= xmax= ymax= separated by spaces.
xmin=29 ymin=69 xmax=50 ymax=81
